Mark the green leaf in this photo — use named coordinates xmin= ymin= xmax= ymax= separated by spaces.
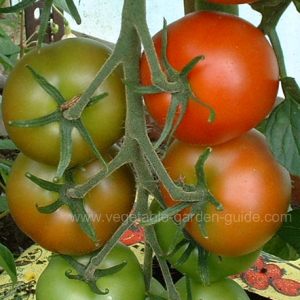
xmin=0 ymin=0 xmax=36 ymax=13
xmin=37 ymin=0 xmax=53 ymax=47
xmin=65 ymin=0 xmax=81 ymax=24
xmin=0 ymin=195 xmax=8 ymax=212
xmin=0 ymin=138 xmax=17 ymax=150
xmin=0 ymin=243 xmax=17 ymax=283
xmin=293 ymin=0 xmax=300 ymax=12
xmin=263 ymin=97 xmax=300 ymax=176
xmin=277 ymin=209 xmax=300 ymax=255
xmin=0 ymin=52 xmax=14 ymax=69
xmin=263 ymin=234 xmax=300 ymax=260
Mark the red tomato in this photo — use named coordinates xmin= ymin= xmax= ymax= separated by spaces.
xmin=140 ymin=11 xmax=279 ymax=145
xmin=161 ymin=130 xmax=291 ymax=256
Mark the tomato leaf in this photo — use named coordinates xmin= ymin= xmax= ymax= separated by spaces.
xmin=277 ymin=209 xmax=300 ymax=255
xmin=0 ymin=195 xmax=8 ymax=212
xmin=0 ymin=0 xmax=36 ymax=13
xmin=293 ymin=0 xmax=300 ymax=12
xmin=53 ymin=0 xmax=81 ymax=24
xmin=263 ymin=234 xmax=300 ymax=260
xmin=263 ymin=81 xmax=300 ymax=176
xmin=37 ymin=0 xmax=53 ymax=47
xmin=0 ymin=138 xmax=17 ymax=150
xmin=0 ymin=243 xmax=17 ymax=283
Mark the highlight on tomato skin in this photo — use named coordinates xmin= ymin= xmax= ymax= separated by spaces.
xmin=140 ymin=11 xmax=279 ymax=146
xmin=161 ymin=129 xmax=291 ymax=257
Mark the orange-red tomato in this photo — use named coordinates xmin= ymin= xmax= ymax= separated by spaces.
xmin=7 ymin=152 xmax=136 ymax=255
xmin=161 ymin=130 xmax=291 ymax=256
xmin=140 ymin=11 xmax=279 ymax=146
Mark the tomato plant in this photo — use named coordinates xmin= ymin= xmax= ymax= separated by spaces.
xmin=36 ymin=243 xmax=146 ymax=300
xmin=140 ymin=11 xmax=279 ymax=146
xmin=151 ymin=200 xmax=261 ymax=282
xmin=161 ymin=130 xmax=291 ymax=256
xmin=2 ymin=37 xmax=126 ymax=166
xmin=6 ymin=151 xmax=136 ymax=255
xmin=175 ymin=277 xmax=250 ymax=300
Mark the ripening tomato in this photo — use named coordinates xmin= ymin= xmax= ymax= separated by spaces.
xmin=2 ymin=37 xmax=126 ymax=166
xmin=140 ymin=11 xmax=279 ymax=145
xmin=161 ymin=130 xmax=291 ymax=256
xmin=36 ymin=243 xmax=146 ymax=300
xmin=151 ymin=200 xmax=261 ymax=283
xmin=6 ymin=151 xmax=136 ymax=255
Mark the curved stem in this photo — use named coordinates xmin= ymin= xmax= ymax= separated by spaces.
xmin=268 ymin=28 xmax=287 ymax=79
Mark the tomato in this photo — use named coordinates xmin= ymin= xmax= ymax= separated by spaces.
xmin=36 ymin=243 xmax=146 ymax=300
xmin=175 ymin=277 xmax=250 ymax=300
xmin=151 ymin=200 xmax=260 ymax=282
xmin=6 ymin=151 xmax=136 ymax=255
xmin=161 ymin=130 xmax=291 ymax=256
xmin=2 ymin=37 xmax=126 ymax=166
xmin=140 ymin=11 xmax=279 ymax=146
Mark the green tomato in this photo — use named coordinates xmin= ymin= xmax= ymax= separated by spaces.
xmin=36 ymin=243 xmax=145 ymax=300
xmin=151 ymin=200 xmax=260 ymax=282
xmin=176 ymin=277 xmax=250 ymax=300
xmin=2 ymin=37 xmax=126 ymax=166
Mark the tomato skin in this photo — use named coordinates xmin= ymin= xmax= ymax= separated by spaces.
xmin=6 ymin=152 xmax=136 ymax=255
xmin=151 ymin=200 xmax=260 ymax=282
xmin=161 ymin=130 xmax=291 ymax=256
xmin=2 ymin=37 xmax=126 ymax=166
xmin=175 ymin=277 xmax=250 ymax=300
xmin=140 ymin=11 xmax=279 ymax=145
xmin=36 ymin=243 xmax=146 ymax=300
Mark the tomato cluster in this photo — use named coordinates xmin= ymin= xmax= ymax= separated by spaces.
xmin=1 ymin=6 xmax=292 ymax=300
xmin=141 ymin=10 xmax=291 ymax=298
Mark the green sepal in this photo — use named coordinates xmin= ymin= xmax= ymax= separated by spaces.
xmin=0 ymin=243 xmax=17 ymax=283
xmin=0 ymin=0 xmax=36 ymax=13
xmin=175 ymin=242 xmax=195 ymax=267
xmin=87 ymin=93 xmax=108 ymax=107
xmin=26 ymin=65 xmax=65 ymax=105
xmin=26 ymin=172 xmax=62 ymax=192
xmin=66 ymin=196 xmax=98 ymax=243
xmin=56 ymin=119 xmax=73 ymax=179
xmin=36 ymin=198 xmax=64 ymax=214
xmin=142 ymin=202 xmax=190 ymax=226
xmin=195 ymin=148 xmax=222 ymax=210
xmin=8 ymin=111 xmax=61 ymax=127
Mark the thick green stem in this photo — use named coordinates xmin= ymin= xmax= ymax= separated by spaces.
xmin=268 ymin=28 xmax=287 ymax=79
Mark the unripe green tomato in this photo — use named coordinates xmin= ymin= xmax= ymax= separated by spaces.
xmin=36 ymin=243 xmax=146 ymax=300
xmin=175 ymin=277 xmax=250 ymax=300
xmin=2 ymin=37 xmax=126 ymax=166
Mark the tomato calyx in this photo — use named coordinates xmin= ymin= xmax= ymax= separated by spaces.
xmin=60 ymin=254 xmax=127 ymax=295
xmin=139 ymin=20 xmax=215 ymax=149
xmin=7 ymin=65 xmax=107 ymax=178
xmin=25 ymin=170 xmax=99 ymax=244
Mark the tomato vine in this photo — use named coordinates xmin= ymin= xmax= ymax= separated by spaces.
xmin=1 ymin=0 xmax=300 ymax=299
